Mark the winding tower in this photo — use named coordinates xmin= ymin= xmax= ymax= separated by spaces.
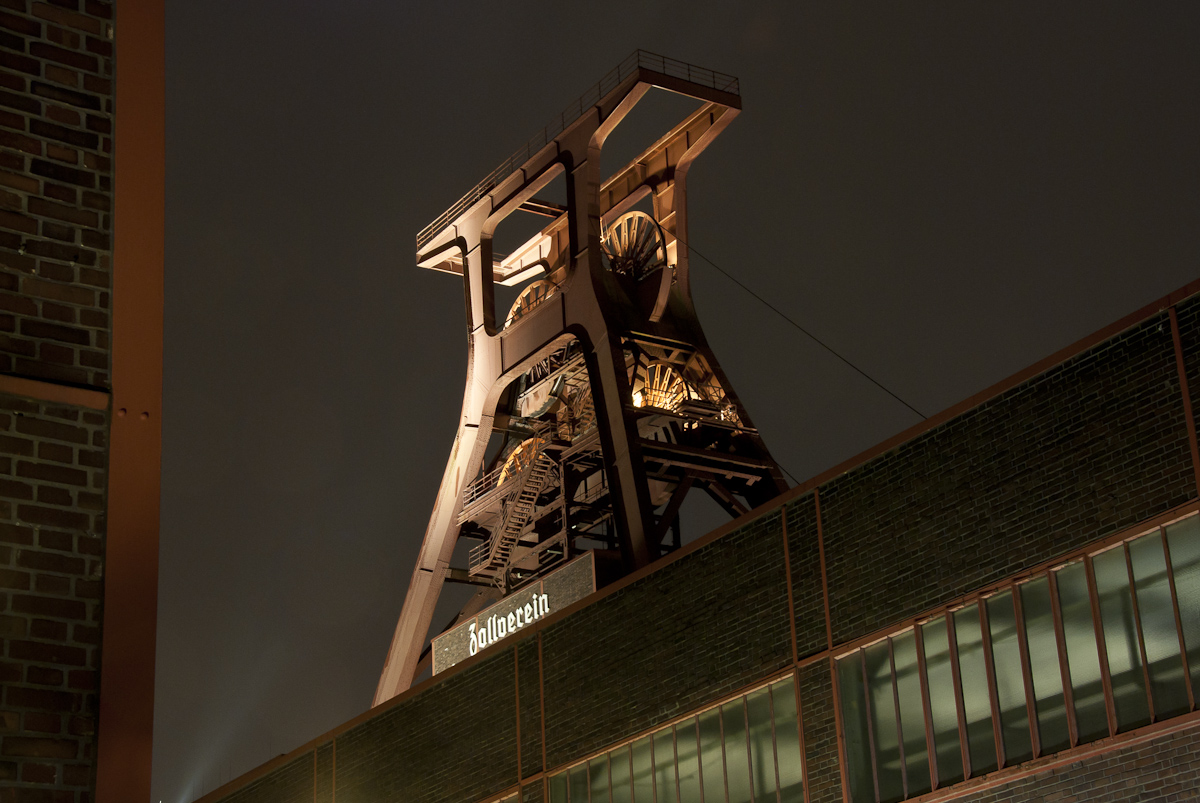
xmin=376 ymin=52 xmax=788 ymax=703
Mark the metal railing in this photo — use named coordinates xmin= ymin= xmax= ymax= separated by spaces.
xmin=416 ymin=50 xmax=740 ymax=251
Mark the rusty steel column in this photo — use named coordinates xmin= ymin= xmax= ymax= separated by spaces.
xmin=94 ymin=0 xmax=165 ymax=800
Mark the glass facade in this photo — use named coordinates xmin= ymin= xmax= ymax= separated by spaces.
xmin=836 ymin=514 xmax=1200 ymax=803
xmin=548 ymin=678 xmax=803 ymax=803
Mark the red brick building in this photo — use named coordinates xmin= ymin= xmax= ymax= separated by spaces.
xmin=0 ymin=1 xmax=162 ymax=801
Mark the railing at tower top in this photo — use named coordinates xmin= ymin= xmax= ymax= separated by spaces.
xmin=416 ymin=50 xmax=741 ymax=251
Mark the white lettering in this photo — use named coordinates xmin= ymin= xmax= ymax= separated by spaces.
xmin=515 ymin=609 xmax=524 ymax=628
xmin=524 ymin=602 xmax=534 ymax=623
xmin=507 ymin=612 xmax=516 ymax=632
xmin=540 ymin=593 xmax=549 ymax=616
xmin=498 ymin=616 xmax=507 ymax=638
xmin=469 ymin=622 xmax=479 ymax=656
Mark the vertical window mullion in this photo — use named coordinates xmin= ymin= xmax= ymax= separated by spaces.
xmin=1123 ymin=541 xmax=1156 ymax=722
xmin=860 ymin=652 xmax=882 ymax=803
xmin=720 ymin=702 xmax=730 ymax=803
xmin=650 ymin=730 xmax=658 ymax=803
xmin=744 ymin=697 xmax=755 ymax=803
xmin=914 ymin=626 xmax=938 ymax=791
xmin=1084 ymin=556 xmax=1118 ymax=737
xmin=1161 ymin=527 xmax=1196 ymax=712
xmin=767 ymin=685 xmax=781 ymax=803
xmin=977 ymin=600 xmax=1006 ymax=769
xmin=608 ymin=751 xmax=614 ymax=803
xmin=887 ymin=639 xmax=907 ymax=800
xmin=1047 ymin=571 xmax=1078 ymax=748
xmin=1009 ymin=583 xmax=1041 ymax=759
xmin=944 ymin=614 xmax=972 ymax=780
xmin=673 ymin=724 xmax=682 ymax=803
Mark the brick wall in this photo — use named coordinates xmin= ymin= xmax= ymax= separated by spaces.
xmin=798 ymin=660 xmax=840 ymax=803
xmin=222 ymin=755 xmax=310 ymax=803
xmin=334 ymin=648 xmax=517 ymax=803
xmin=786 ymin=495 xmax=825 ymax=660
xmin=202 ymin=290 xmax=1200 ymax=803
xmin=0 ymin=2 xmax=114 ymax=801
xmin=0 ymin=0 xmax=113 ymax=390
xmin=0 ymin=393 xmax=106 ymax=795
xmin=540 ymin=508 xmax=792 ymax=769
xmin=820 ymin=313 xmax=1194 ymax=645
xmin=942 ymin=720 xmax=1200 ymax=802
xmin=517 ymin=636 xmax=542 ymax=779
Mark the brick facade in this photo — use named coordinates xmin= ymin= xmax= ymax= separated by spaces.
xmin=200 ymin=286 xmax=1200 ymax=803
xmin=0 ymin=0 xmax=113 ymax=390
xmin=0 ymin=2 xmax=114 ymax=801
xmin=820 ymin=313 xmax=1194 ymax=647
xmin=0 ymin=394 xmax=106 ymax=794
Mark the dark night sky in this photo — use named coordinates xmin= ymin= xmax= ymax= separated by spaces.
xmin=154 ymin=3 xmax=1199 ymax=801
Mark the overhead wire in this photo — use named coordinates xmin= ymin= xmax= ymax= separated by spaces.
xmin=680 ymin=239 xmax=929 ymax=422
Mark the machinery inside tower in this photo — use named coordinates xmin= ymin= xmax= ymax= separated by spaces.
xmin=456 ymin=209 xmax=775 ymax=596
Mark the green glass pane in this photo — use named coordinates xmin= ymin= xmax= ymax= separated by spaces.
xmin=611 ymin=745 xmax=632 ymax=803
xmin=953 ymin=605 xmax=998 ymax=775
xmin=1166 ymin=516 xmax=1200 ymax=694
xmin=1056 ymin=561 xmax=1108 ymax=743
xmin=745 ymin=689 xmax=777 ymax=803
xmin=986 ymin=591 xmax=1033 ymax=764
xmin=1018 ymin=577 xmax=1069 ymax=753
xmin=698 ymin=709 xmax=724 ymax=803
xmin=892 ymin=631 xmax=931 ymax=795
xmin=864 ymin=641 xmax=903 ymax=803
xmin=654 ymin=729 xmax=676 ymax=803
xmin=632 ymin=736 xmax=654 ymax=803
xmin=770 ymin=678 xmax=804 ymax=803
xmin=837 ymin=656 xmax=874 ymax=803
xmin=550 ymin=772 xmax=569 ymax=803
xmin=1129 ymin=531 xmax=1190 ymax=718
xmin=1093 ymin=547 xmax=1151 ymax=731
xmin=919 ymin=618 xmax=963 ymax=784
xmin=571 ymin=764 xmax=591 ymax=803
xmin=590 ymin=755 xmax=610 ymax=803
xmin=722 ymin=700 xmax=752 ymax=803
xmin=675 ymin=720 xmax=701 ymax=803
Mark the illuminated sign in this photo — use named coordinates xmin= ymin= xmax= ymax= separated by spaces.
xmin=432 ymin=552 xmax=595 ymax=675
xmin=469 ymin=590 xmax=548 ymax=656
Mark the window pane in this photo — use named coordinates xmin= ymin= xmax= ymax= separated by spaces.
xmin=953 ymin=605 xmax=998 ymax=774
xmin=722 ymin=700 xmax=752 ymax=803
xmin=837 ymin=656 xmax=874 ymax=803
xmin=699 ymin=709 xmax=725 ymax=803
xmin=1093 ymin=546 xmax=1151 ymax=731
xmin=551 ymin=772 xmax=569 ymax=803
xmin=892 ymin=632 xmax=931 ymax=795
xmin=591 ymin=755 xmax=611 ymax=803
xmin=919 ymin=618 xmax=964 ymax=784
xmin=1056 ymin=561 xmax=1108 ymax=743
xmin=1166 ymin=515 xmax=1200 ymax=693
xmin=1129 ymin=531 xmax=1190 ymax=718
xmin=1019 ymin=577 xmax=1069 ymax=753
xmin=745 ymin=689 xmax=777 ymax=803
xmin=675 ymin=721 xmax=701 ymax=803
xmin=770 ymin=679 xmax=804 ymax=803
xmin=653 ymin=730 xmax=675 ymax=803
xmin=986 ymin=592 xmax=1033 ymax=764
xmin=865 ymin=641 xmax=903 ymax=803
xmin=611 ymin=745 xmax=632 ymax=803
xmin=632 ymin=736 xmax=654 ymax=803
xmin=571 ymin=764 xmax=591 ymax=803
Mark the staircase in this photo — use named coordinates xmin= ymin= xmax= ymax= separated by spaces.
xmin=469 ymin=450 xmax=557 ymax=582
